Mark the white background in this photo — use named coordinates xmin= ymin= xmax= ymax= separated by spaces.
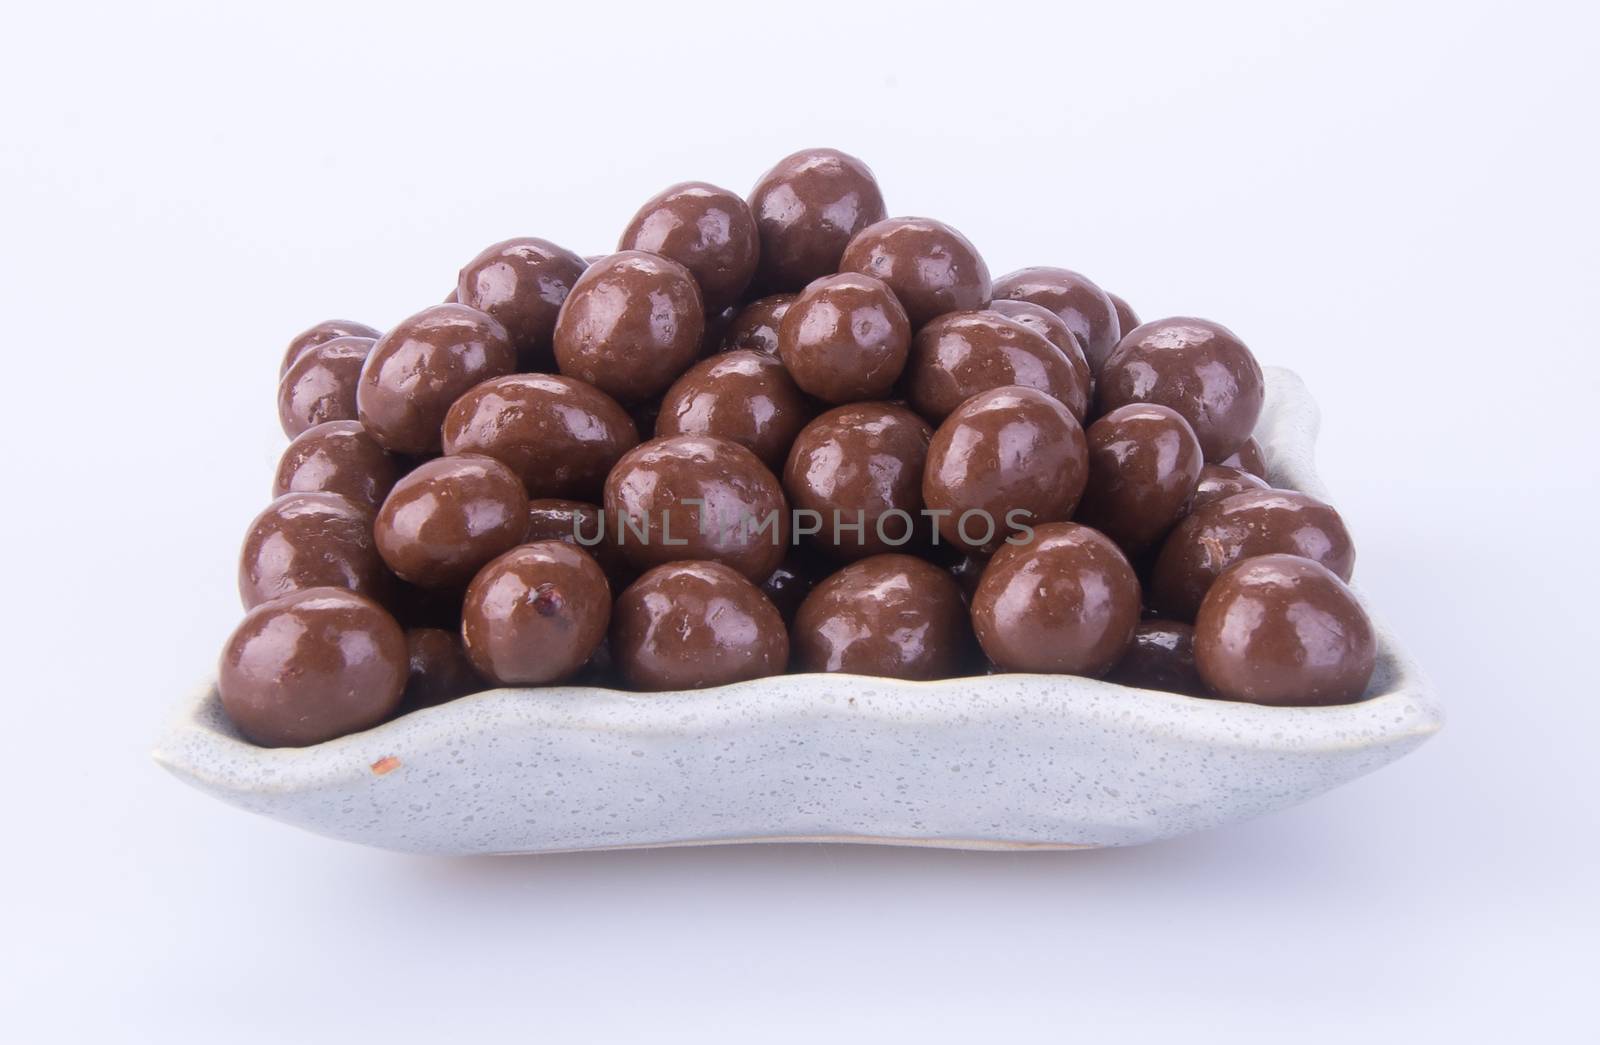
xmin=3 ymin=1 xmax=1597 ymax=1040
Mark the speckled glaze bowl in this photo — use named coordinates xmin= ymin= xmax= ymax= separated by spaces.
xmin=154 ymin=367 xmax=1441 ymax=854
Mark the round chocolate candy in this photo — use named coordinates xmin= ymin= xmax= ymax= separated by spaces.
xmin=1076 ymin=403 xmax=1204 ymax=553
xmin=398 ymin=627 xmax=486 ymax=712
xmin=238 ymin=492 xmax=390 ymax=610
xmin=460 ymin=541 xmax=611 ymax=685
xmin=656 ymin=350 xmax=814 ymax=470
xmin=720 ymin=293 xmax=794 ymax=356
xmin=219 ymin=587 xmax=407 ymax=747
xmin=791 ymin=554 xmax=973 ymax=680
xmin=1194 ymin=554 xmax=1376 ymax=706
xmin=356 ymin=304 xmax=517 ymax=456
xmin=619 ymin=181 xmax=759 ymax=312
xmin=778 ymin=272 xmax=910 ymax=403
xmin=441 ymin=373 xmax=638 ymax=501
xmin=970 ymin=522 xmax=1141 ymax=676
xmin=456 ymin=237 xmax=587 ymax=372
xmin=279 ymin=319 xmax=381 ymax=377
xmin=374 ymin=455 xmax=529 ymax=588
xmin=277 ymin=336 xmax=374 ymax=438
xmin=1107 ymin=292 xmax=1139 ymax=343
xmin=783 ymin=403 xmax=932 ymax=560
xmin=984 ymin=299 xmax=1094 ymax=375
xmin=1103 ymin=620 xmax=1205 ymax=696
xmin=1191 ymin=463 xmax=1269 ymax=511
xmin=604 ymin=435 xmax=788 ymax=581
xmin=990 ymin=267 xmax=1122 ymax=376
xmin=749 ymin=148 xmax=887 ymax=291
xmin=1149 ymin=488 xmax=1356 ymax=620
xmin=839 ymin=217 xmax=991 ymax=327
xmin=611 ymin=561 xmax=789 ymax=691
xmin=524 ymin=498 xmax=633 ymax=589
xmin=922 ymin=386 xmax=1088 ymax=553
xmin=1097 ymin=317 xmax=1264 ymax=461
xmin=552 ymin=251 xmax=705 ymax=405
xmin=905 ymin=309 xmax=1091 ymax=423
xmin=273 ymin=419 xmax=401 ymax=511
xmin=1221 ymin=436 xmax=1267 ymax=478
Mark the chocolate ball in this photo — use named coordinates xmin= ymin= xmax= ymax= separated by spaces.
xmin=778 ymin=272 xmax=910 ymax=403
xmin=1107 ymin=292 xmax=1139 ymax=342
xmin=1149 ymin=489 xmax=1356 ymax=620
xmin=783 ymin=403 xmax=932 ymax=560
xmin=991 ymin=267 xmax=1122 ymax=376
xmin=922 ymin=386 xmax=1088 ymax=553
xmin=1097 ymin=317 xmax=1264 ymax=461
xmin=277 ymin=336 xmax=374 ymax=438
xmin=374 ymin=455 xmax=529 ymax=588
xmin=905 ymin=309 xmax=1091 ymax=423
xmin=219 ymin=587 xmax=407 ymax=747
xmin=758 ymin=556 xmax=820 ymax=623
xmin=619 ymin=181 xmax=759 ymax=312
xmin=399 ymin=627 xmax=486 ymax=712
xmin=971 ymin=522 xmax=1141 ymax=676
xmin=461 ymin=542 xmax=612 ymax=685
xmin=604 ymin=435 xmax=788 ymax=581
xmin=792 ymin=554 xmax=973 ymax=679
xmin=1221 ymin=436 xmax=1267 ymax=478
xmin=611 ymin=561 xmax=788 ymax=690
xmin=656 ymin=350 xmax=814 ymax=470
xmin=839 ymin=217 xmax=991 ymax=327
xmin=1076 ymin=403 xmax=1205 ymax=553
xmin=1195 ymin=554 xmax=1376 ymax=706
xmin=356 ymin=304 xmax=517 ymax=455
xmin=984 ymin=299 xmax=1094 ymax=376
xmin=523 ymin=499 xmax=634 ymax=589
xmin=552 ymin=251 xmax=705 ymax=405
xmin=456 ymin=237 xmax=587 ymax=372
xmin=441 ymin=373 xmax=639 ymax=501
xmin=720 ymin=293 xmax=794 ymax=356
xmin=238 ymin=492 xmax=390 ymax=610
xmin=273 ymin=420 xmax=401 ymax=511
xmin=279 ymin=319 xmax=381 ymax=377
xmin=1191 ymin=463 xmax=1269 ymax=511
xmin=1103 ymin=620 xmax=1205 ymax=696
xmin=749 ymin=148 xmax=887 ymax=291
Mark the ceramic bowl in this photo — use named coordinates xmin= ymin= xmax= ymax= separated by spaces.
xmin=154 ymin=366 xmax=1442 ymax=854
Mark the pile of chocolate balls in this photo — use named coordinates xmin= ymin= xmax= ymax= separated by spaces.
xmin=220 ymin=147 xmax=1376 ymax=748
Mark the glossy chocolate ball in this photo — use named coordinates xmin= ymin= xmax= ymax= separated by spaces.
xmin=441 ymin=373 xmax=639 ymax=501
xmin=552 ymin=251 xmax=705 ymax=405
xmin=984 ymin=299 xmax=1094 ymax=375
xmin=1149 ymin=489 xmax=1356 ymax=620
xmin=922 ymin=386 xmax=1088 ymax=553
xmin=611 ymin=561 xmax=788 ymax=691
xmin=238 ymin=492 xmax=389 ymax=610
xmin=1107 ymin=292 xmax=1140 ymax=342
xmin=619 ymin=181 xmax=759 ymax=312
xmin=749 ymin=148 xmax=887 ymax=291
xmin=792 ymin=554 xmax=973 ymax=680
xmin=1097 ymin=317 xmax=1263 ymax=461
xmin=277 ymin=336 xmax=374 ymax=438
xmin=778 ymin=272 xmax=910 ymax=403
xmin=656 ymin=350 xmax=814 ymax=470
xmin=905 ymin=309 xmax=1090 ymax=423
xmin=1221 ymin=436 xmax=1267 ymax=477
xmin=218 ymin=587 xmax=407 ymax=747
xmin=461 ymin=542 xmax=612 ymax=685
xmin=399 ymin=627 xmax=486 ymax=712
xmin=374 ymin=455 xmax=529 ymax=588
xmin=1191 ymin=463 xmax=1269 ymax=511
xmin=456 ymin=237 xmax=587 ymax=371
xmin=604 ymin=435 xmax=788 ymax=581
xmin=1103 ymin=620 xmax=1205 ymax=696
xmin=279 ymin=319 xmax=381 ymax=377
xmin=273 ymin=420 xmax=401 ymax=511
xmin=971 ymin=522 xmax=1141 ymax=676
xmin=356 ymin=304 xmax=517 ymax=455
xmin=1076 ymin=403 xmax=1204 ymax=553
xmin=523 ymin=498 xmax=633 ymax=589
xmin=1194 ymin=554 xmax=1376 ymax=706
xmin=991 ymin=267 xmax=1122 ymax=376
xmin=720 ymin=293 xmax=794 ymax=356
xmin=783 ymin=403 xmax=932 ymax=560
xmin=839 ymin=217 xmax=991 ymax=327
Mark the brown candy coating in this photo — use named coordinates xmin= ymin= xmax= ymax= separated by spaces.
xmin=656 ymin=350 xmax=814 ymax=470
xmin=604 ymin=435 xmax=788 ymax=581
xmin=1097 ymin=317 xmax=1264 ymax=461
xmin=524 ymin=498 xmax=633 ymax=589
xmin=356 ymin=304 xmax=517 ymax=455
xmin=218 ymin=588 xmax=407 ymax=747
xmin=1103 ymin=620 xmax=1205 ymax=696
xmin=1221 ymin=436 xmax=1267 ymax=477
xmin=238 ymin=492 xmax=390 ymax=610
xmin=1194 ymin=554 xmax=1376 ymax=706
xmin=277 ymin=336 xmax=374 ymax=438
xmin=971 ymin=522 xmax=1142 ymax=676
xmin=783 ymin=403 xmax=932 ymax=560
xmin=778 ymin=272 xmax=910 ymax=403
xmin=991 ymin=267 xmax=1122 ymax=376
xmin=1107 ymin=292 xmax=1140 ymax=343
xmin=399 ymin=627 xmax=486 ymax=712
xmin=922 ymin=386 xmax=1088 ymax=553
xmin=456 ymin=237 xmax=587 ymax=372
xmin=619 ymin=181 xmax=759 ymax=312
xmin=611 ymin=561 xmax=788 ymax=691
xmin=1191 ymin=463 xmax=1269 ymax=511
xmin=374 ymin=455 xmax=529 ymax=588
xmin=905 ymin=309 xmax=1091 ymax=423
xmin=279 ymin=319 xmax=381 ymax=377
xmin=1149 ymin=489 xmax=1356 ymax=620
xmin=792 ymin=554 xmax=973 ymax=680
xmin=441 ymin=373 xmax=639 ymax=501
xmin=984 ymin=299 xmax=1094 ymax=375
xmin=552 ymin=251 xmax=705 ymax=405
xmin=461 ymin=542 xmax=612 ymax=685
xmin=749 ymin=148 xmax=887 ymax=291
xmin=839 ymin=217 xmax=991 ymax=327
xmin=720 ymin=294 xmax=794 ymax=356
xmin=273 ymin=420 xmax=401 ymax=511
xmin=1076 ymin=403 xmax=1204 ymax=553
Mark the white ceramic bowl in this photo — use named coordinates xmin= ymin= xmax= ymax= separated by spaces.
xmin=154 ymin=367 xmax=1442 ymax=854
